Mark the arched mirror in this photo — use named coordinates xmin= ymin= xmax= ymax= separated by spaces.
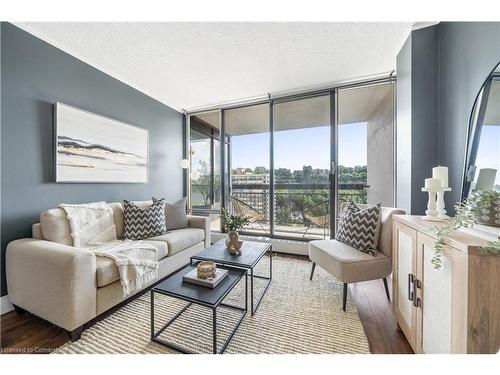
xmin=462 ymin=62 xmax=500 ymax=199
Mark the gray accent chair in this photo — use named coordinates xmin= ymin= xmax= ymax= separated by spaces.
xmin=308 ymin=206 xmax=405 ymax=311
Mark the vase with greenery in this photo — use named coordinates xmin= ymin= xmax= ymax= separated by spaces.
xmin=220 ymin=208 xmax=250 ymax=253
xmin=431 ymin=190 xmax=500 ymax=268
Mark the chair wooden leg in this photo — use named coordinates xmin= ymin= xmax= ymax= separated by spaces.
xmin=342 ymin=283 xmax=348 ymax=311
xmin=383 ymin=277 xmax=391 ymax=301
xmin=309 ymin=262 xmax=316 ymax=280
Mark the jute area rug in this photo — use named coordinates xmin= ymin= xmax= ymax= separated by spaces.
xmin=56 ymin=255 xmax=370 ymax=354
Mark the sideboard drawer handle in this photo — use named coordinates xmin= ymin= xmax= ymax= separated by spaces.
xmin=408 ymin=273 xmax=414 ymax=302
xmin=413 ymin=278 xmax=421 ymax=307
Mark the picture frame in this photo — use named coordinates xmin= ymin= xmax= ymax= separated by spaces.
xmin=55 ymin=102 xmax=149 ymax=183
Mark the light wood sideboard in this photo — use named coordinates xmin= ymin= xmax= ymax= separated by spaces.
xmin=392 ymin=215 xmax=500 ymax=354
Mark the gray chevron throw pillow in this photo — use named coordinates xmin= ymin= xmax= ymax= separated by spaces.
xmin=336 ymin=202 xmax=381 ymax=256
xmin=123 ymin=198 xmax=167 ymax=240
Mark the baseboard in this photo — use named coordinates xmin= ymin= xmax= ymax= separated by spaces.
xmin=1 ymin=295 xmax=14 ymax=315
xmin=212 ymin=232 xmax=309 ymax=256
xmin=271 ymin=239 xmax=309 ymax=256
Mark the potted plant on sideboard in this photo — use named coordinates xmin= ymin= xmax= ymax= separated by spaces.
xmin=432 ymin=190 xmax=500 ymax=268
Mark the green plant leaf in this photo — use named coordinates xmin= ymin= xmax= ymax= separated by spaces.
xmin=220 ymin=208 xmax=250 ymax=232
xmin=431 ymin=190 xmax=500 ymax=268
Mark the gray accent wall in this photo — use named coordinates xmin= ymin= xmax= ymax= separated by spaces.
xmin=396 ymin=26 xmax=439 ymax=215
xmin=0 ymin=23 xmax=184 ymax=296
xmin=437 ymin=22 xmax=500 ymax=209
xmin=398 ymin=22 xmax=500 ymax=213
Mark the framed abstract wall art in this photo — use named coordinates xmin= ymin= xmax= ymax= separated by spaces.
xmin=55 ymin=103 xmax=148 ymax=183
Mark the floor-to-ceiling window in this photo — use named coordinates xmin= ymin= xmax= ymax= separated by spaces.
xmin=187 ymin=79 xmax=395 ymax=241
xmin=189 ymin=112 xmax=223 ymax=232
xmin=273 ymin=95 xmax=331 ymax=239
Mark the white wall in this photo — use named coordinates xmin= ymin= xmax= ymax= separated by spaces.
xmin=1 ymin=295 xmax=14 ymax=315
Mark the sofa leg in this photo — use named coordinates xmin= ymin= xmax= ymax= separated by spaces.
xmin=383 ymin=277 xmax=391 ymax=301
xmin=13 ymin=304 xmax=26 ymax=315
xmin=68 ymin=326 xmax=83 ymax=342
xmin=309 ymin=262 xmax=316 ymax=280
xmin=342 ymin=283 xmax=348 ymax=311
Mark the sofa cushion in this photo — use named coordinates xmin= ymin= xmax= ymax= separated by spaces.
xmin=308 ymin=239 xmax=391 ymax=284
xmin=32 ymin=223 xmax=43 ymax=240
xmin=95 ymin=241 xmax=168 ymax=287
xmin=108 ymin=203 xmax=125 ymax=239
xmin=40 ymin=208 xmax=73 ymax=246
xmin=147 ymin=228 xmax=205 ymax=256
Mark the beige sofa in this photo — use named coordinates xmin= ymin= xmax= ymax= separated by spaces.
xmin=6 ymin=200 xmax=210 ymax=341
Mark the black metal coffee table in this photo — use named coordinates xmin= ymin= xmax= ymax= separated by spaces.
xmin=150 ymin=264 xmax=247 ymax=354
xmin=191 ymin=239 xmax=272 ymax=316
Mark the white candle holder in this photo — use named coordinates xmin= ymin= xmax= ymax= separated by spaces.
xmin=421 ymin=187 xmax=452 ymax=221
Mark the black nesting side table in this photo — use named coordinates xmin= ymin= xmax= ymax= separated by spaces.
xmin=150 ymin=264 xmax=247 ymax=354
xmin=191 ymin=239 xmax=272 ymax=316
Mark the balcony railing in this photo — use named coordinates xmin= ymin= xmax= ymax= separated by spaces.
xmin=190 ymin=182 xmax=368 ymax=239
xmin=227 ymin=183 xmax=368 ymax=239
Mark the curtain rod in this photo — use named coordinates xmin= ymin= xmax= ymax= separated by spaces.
xmin=185 ymin=71 xmax=395 ymax=115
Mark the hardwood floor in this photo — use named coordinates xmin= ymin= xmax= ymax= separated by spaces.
xmin=1 ymin=310 xmax=69 ymax=354
xmin=350 ymin=278 xmax=413 ymax=353
xmin=0 ymin=260 xmax=413 ymax=354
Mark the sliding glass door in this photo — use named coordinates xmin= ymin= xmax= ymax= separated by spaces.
xmin=224 ymin=104 xmax=270 ymax=235
xmin=190 ymin=128 xmax=212 ymax=209
xmin=273 ymin=95 xmax=332 ymax=239
xmin=189 ymin=111 xmax=224 ymax=232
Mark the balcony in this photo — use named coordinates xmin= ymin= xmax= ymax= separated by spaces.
xmin=195 ymin=182 xmax=368 ymax=240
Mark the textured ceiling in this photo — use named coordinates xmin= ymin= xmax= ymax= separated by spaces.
xmin=15 ymin=22 xmax=412 ymax=111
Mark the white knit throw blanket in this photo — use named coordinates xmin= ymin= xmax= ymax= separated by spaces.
xmin=60 ymin=202 xmax=158 ymax=296
xmin=59 ymin=202 xmax=117 ymax=247
xmin=89 ymin=240 xmax=159 ymax=296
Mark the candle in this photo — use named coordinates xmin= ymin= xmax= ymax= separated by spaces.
xmin=425 ymin=178 xmax=441 ymax=188
xmin=432 ymin=166 xmax=449 ymax=188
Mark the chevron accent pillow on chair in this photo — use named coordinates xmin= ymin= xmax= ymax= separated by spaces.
xmin=336 ymin=202 xmax=381 ymax=256
xmin=123 ymin=198 xmax=168 ymax=240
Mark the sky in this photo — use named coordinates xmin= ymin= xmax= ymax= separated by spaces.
xmin=475 ymin=124 xmax=500 ymax=185
xmin=193 ymin=121 xmax=498 ymax=185
xmin=231 ymin=122 xmax=368 ymax=170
